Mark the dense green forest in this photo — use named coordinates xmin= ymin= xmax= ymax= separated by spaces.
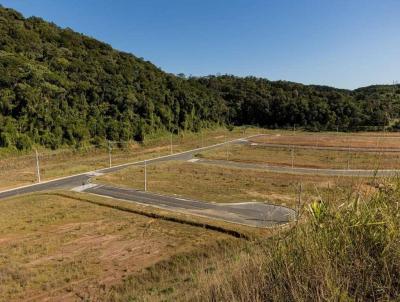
xmin=193 ymin=76 xmax=400 ymax=131
xmin=0 ymin=6 xmax=226 ymax=150
xmin=0 ymin=6 xmax=399 ymax=150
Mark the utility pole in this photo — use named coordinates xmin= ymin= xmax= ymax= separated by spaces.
xmin=35 ymin=149 xmax=41 ymax=183
xmin=291 ymin=146 xmax=295 ymax=169
xmin=144 ymin=160 xmax=147 ymax=191
xmin=347 ymin=141 xmax=350 ymax=170
xmin=170 ymin=133 xmax=173 ymax=155
xmin=108 ymin=141 xmax=112 ymax=168
xmin=297 ymin=183 xmax=302 ymax=221
xmin=225 ymin=134 xmax=229 ymax=160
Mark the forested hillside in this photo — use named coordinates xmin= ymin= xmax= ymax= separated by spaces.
xmin=194 ymin=76 xmax=400 ymax=131
xmin=0 ymin=6 xmax=399 ymax=150
xmin=0 ymin=6 xmax=226 ymax=150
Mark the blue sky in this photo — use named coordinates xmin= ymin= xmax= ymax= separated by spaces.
xmin=1 ymin=0 xmax=399 ymax=89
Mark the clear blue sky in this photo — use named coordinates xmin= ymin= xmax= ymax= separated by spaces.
xmin=1 ymin=0 xmax=399 ymax=89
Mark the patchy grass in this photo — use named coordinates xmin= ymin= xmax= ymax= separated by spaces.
xmin=95 ymin=160 xmax=375 ymax=208
xmin=107 ymin=238 xmax=248 ymax=302
xmin=199 ymin=143 xmax=400 ymax=169
xmin=0 ymin=192 xmax=235 ymax=301
xmin=0 ymin=127 xmax=260 ymax=191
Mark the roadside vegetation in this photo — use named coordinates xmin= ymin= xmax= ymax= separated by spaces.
xmin=107 ymin=178 xmax=400 ymax=301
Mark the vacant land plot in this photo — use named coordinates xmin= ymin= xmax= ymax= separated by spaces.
xmin=250 ymin=132 xmax=400 ymax=149
xmin=96 ymin=161 xmax=374 ymax=207
xmin=199 ymin=143 xmax=400 ymax=170
xmin=0 ymin=127 xmax=259 ymax=191
xmin=0 ymin=193 xmax=231 ymax=301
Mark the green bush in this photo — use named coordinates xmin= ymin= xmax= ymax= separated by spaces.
xmin=15 ymin=134 xmax=32 ymax=151
xmin=0 ymin=132 xmax=12 ymax=147
xmin=40 ymin=131 xmax=60 ymax=150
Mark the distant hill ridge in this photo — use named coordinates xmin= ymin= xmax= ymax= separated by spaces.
xmin=0 ymin=5 xmax=399 ymax=150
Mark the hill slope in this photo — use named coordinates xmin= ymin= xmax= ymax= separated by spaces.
xmin=0 ymin=6 xmax=399 ymax=150
xmin=0 ymin=6 xmax=226 ymax=149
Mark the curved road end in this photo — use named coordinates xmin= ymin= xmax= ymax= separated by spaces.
xmin=80 ymin=184 xmax=297 ymax=228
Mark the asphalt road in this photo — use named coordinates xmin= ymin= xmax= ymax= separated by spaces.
xmin=3 ymin=133 xmax=394 ymax=227
xmin=0 ymin=134 xmax=299 ymax=228
xmin=83 ymin=184 xmax=296 ymax=227
xmin=0 ymin=136 xmax=254 ymax=200
xmin=196 ymin=158 xmax=399 ymax=177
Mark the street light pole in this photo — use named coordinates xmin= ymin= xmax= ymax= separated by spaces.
xmin=347 ymin=141 xmax=350 ymax=170
xmin=291 ymin=146 xmax=294 ymax=169
xmin=35 ymin=149 xmax=41 ymax=183
xmin=144 ymin=160 xmax=147 ymax=191
xmin=170 ymin=133 xmax=173 ymax=155
xmin=108 ymin=141 xmax=112 ymax=168
xmin=225 ymin=134 xmax=229 ymax=160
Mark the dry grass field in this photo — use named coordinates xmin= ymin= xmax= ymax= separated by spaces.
xmin=0 ymin=127 xmax=259 ymax=191
xmin=199 ymin=143 xmax=400 ymax=169
xmin=96 ymin=160 xmax=376 ymax=207
xmin=0 ymin=192 xmax=235 ymax=301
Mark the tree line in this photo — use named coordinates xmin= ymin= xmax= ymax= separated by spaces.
xmin=193 ymin=76 xmax=400 ymax=131
xmin=0 ymin=6 xmax=399 ymax=150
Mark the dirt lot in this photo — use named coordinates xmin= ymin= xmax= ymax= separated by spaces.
xmin=0 ymin=193 xmax=230 ymax=301
xmin=250 ymin=132 xmax=400 ymax=149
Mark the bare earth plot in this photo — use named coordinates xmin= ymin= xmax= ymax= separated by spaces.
xmin=0 ymin=193 xmax=232 ymax=301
